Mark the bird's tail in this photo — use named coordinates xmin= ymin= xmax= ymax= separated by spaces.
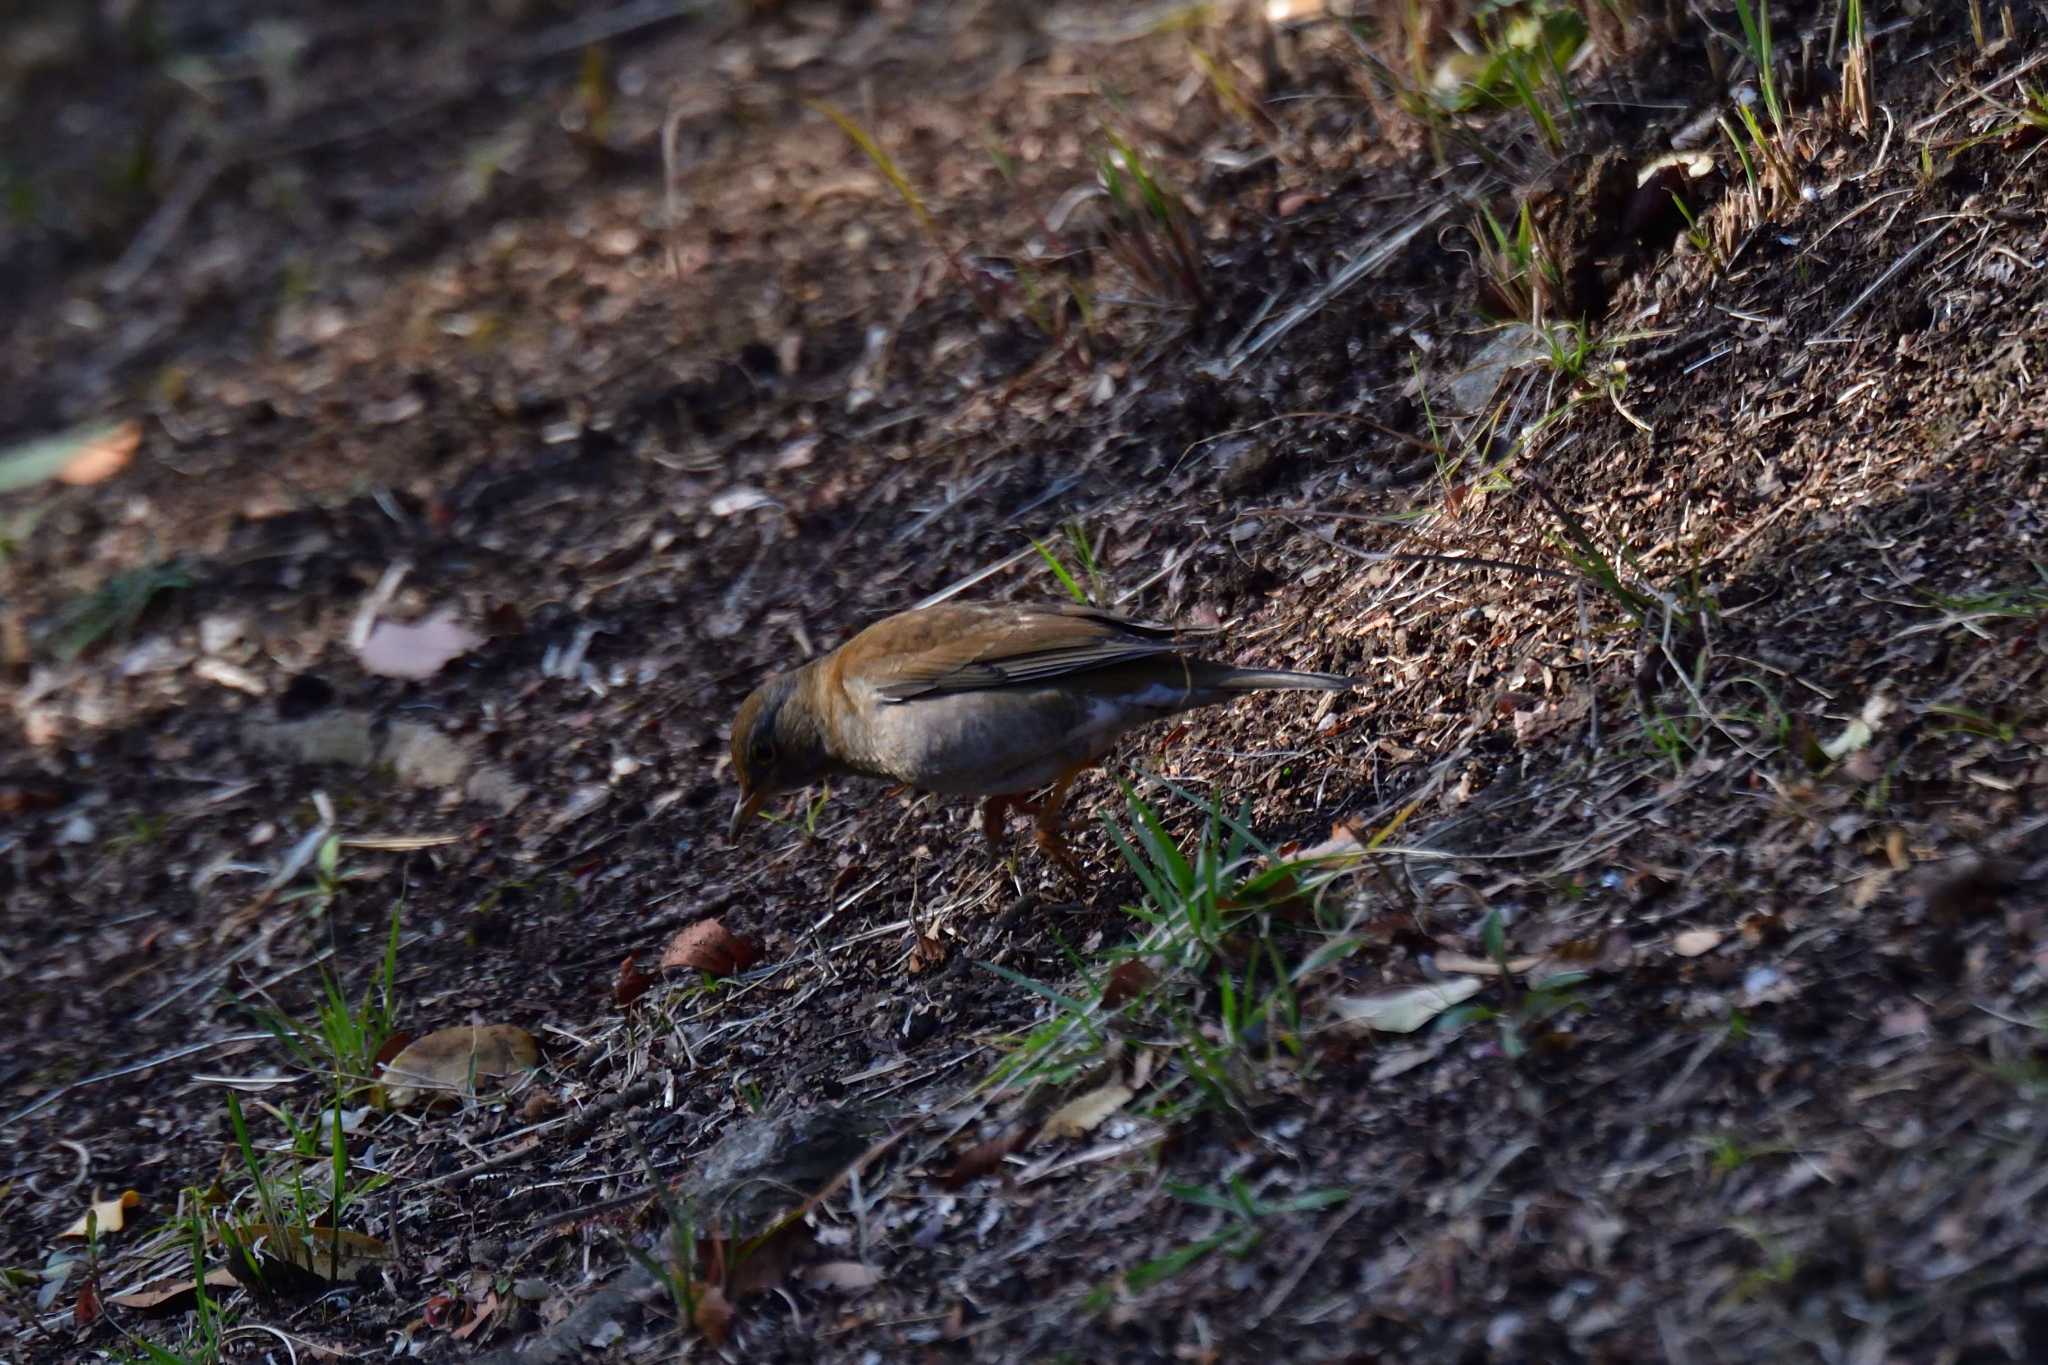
xmin=1212 ymin=666 xmax=1356 ymax=693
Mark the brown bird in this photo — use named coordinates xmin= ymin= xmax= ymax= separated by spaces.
xmin=727 ymin=601 xmax=1354 ymax=878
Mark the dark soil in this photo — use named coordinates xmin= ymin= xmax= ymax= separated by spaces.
xmin=5 ymin=2 xmax=2048 ymax=1362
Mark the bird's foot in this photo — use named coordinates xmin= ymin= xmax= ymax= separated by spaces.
xmin=981 ymin=795 xmax=1017 ymax=853
xmin=981 ymin=793 xmax=1047 ymax=853
xmin=1032 ymin=823 xmax=1090 ymax=891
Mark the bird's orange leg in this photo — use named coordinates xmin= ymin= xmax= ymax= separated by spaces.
xmin=981 ymin=794 xmax=1020 ymax=853
xmin=1032 ymin=764 xmax=1096 ymax=888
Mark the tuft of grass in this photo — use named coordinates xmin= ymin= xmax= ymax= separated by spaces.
xmin=1435 ymin=905 xmax=1592 ymax=1060
xmin=1029 ymin=519 xmax=1108 ymax=605
xmin=1471 ymin=200 xmax=1558 ymax=324
xmin=1668 ymin=191 xmax=1723 ymax=271
xmin=761 ymin=784 xmax=833 ymax=839
xmin=987 ymin=782 xmax=1372 ymax=1119
xmin=228 ymin=910 xmax=405 ymax=1289
xmin=105 ymin=1200 xmax=232 ymax=1364
xmin=274 ymin=833 xmax=361 ymax=917
xmin=247 ymin=904 xmax=402 ymax=1097
xmin=1094 ymin=132 xmax=1207 ymax=310
xmin=46 ymin=560 xmax=192 ymax=661
xmin=1469 ymin=6 xmax=1585 ymax=153
xmin=1082 ymin=1177 xmax=1351 ymax=1314
xmin=1730 ymin=0 xmax=1784 ymax=132
xmin=811 ymin=101 xmax=1002 ymax=323
xmin=1840 ymin=0 xmax=1871 ymax=134
xmin=213 ymin=1080 xmax=389 ymax=1292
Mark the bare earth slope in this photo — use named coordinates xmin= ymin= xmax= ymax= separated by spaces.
xmin=3 ymin=3 xmax=2046 ymax=1361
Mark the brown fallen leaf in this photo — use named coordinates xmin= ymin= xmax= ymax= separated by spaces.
xmin=62 ymin=1190 xmax=141 ymax=1239
xmin=1100 ymin=959 xmax=1158 ymax=1010
xmin=616 ymin=952 xmax=654 ymax=1007
xmin=57 ymin=420 xmax=141 ymax=484
xmin=225 ymin=1224 xmax=390 ymax=1287
xmin=934 ymin=1125 xmax=1029 ymax=1188
xmin=1034 ymin=1082 xmax=1135 ymax=1145
xmin=451 ymin=1288 xmax=500 ymax=1341
xmin=661 ymin=919 xmax=763 ymax=976
xmin=382 ymin=1024 xmax=540 ymax=1108
xmin=109 ymin=1268 xmax=241 ymax=1314
xmin=0 ymin=774 xmax=72 ymax=816
xmin=906 ymin=929 xmax=946 ymax=974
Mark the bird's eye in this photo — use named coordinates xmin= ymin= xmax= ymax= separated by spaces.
xmin=751 ymin=737 xmax=777 ymax=768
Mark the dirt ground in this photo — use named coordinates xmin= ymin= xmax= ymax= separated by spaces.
xmin=4 ymin=1 xmax=2048 ymax=1361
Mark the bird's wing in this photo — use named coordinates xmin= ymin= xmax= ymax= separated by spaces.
xmin=848 ymin=602 xmax=1195 ymax=702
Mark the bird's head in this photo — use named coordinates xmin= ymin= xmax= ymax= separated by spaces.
xmin=728 ymin=670 xmax=834 ymax=837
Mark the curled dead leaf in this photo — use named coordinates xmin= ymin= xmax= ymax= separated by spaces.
xmin=382 ymin=1024 xmax=540 ymax=1108
xmin=906 ymin=930 xmax=946 ymax=974
xmin=616 ymin=952 xmax=653 ymax=1007
xmin=934 ymin=1124 xmax=1029 ymax=1188
xmin=107 ymin=1268 xmax=240 ymax=1314
xmin=1033 ymin=1081 xmax=1135 ymax=1145
xmin=661 ymin=918 xmax=763 ymax=976
xmin=62 ymin=1189 xmax=141 ymax=1239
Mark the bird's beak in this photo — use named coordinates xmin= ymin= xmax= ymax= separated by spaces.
xmin=729 ymin=789 xmax=765 ymax=840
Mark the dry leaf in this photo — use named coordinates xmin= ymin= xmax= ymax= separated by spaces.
xmin=661 ymin=919 xmax=763 ymax=976
xmin=1432 ymin=951 xmax=1543 ymax=977
xmin=0 ymin=419 xmax=140 ymax=493
xmin=615 ymin=953 xmax=653 ymax=1007
xmin=382 ymin=1024 xmax=540 ymax=1108
xmin=1822 ymin=694 xmax=1891 ymax=760
xmin=805 ymin=1261 xmax=882 ymax=1292
xmin=62 ymin=1190 xmax=141 ymax=1239
xmin=57 ymin=420 xmax=142 ymax=484
xmin=108 ymin=1268 xmax=240 ymax=1314
xmin=356 ymin=608 xmax=482 ymax=679
xmin=451 ymin=1288 xmax=500 ymax=1340
xmin=1034 ymin=1082 xmax=1134 ymax=1145
xmin=934 ymin=1125 xmax=1029 ymax=1188
xmin=227 ymin=1224 xmax=390 ymax=1283
xmin=709 ymin=486 xmax=773 ymax=516
xmin=906 ymin=930 xmax=946 ymax=974
xmin=1672 ymin=929 xmax=1724 ymax=957
xmin=1329 ymin=977 xmax=1482 ymax=1035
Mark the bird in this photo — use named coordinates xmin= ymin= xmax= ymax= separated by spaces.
xmin=727 ymin=600 xmax=1354 ymax=880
